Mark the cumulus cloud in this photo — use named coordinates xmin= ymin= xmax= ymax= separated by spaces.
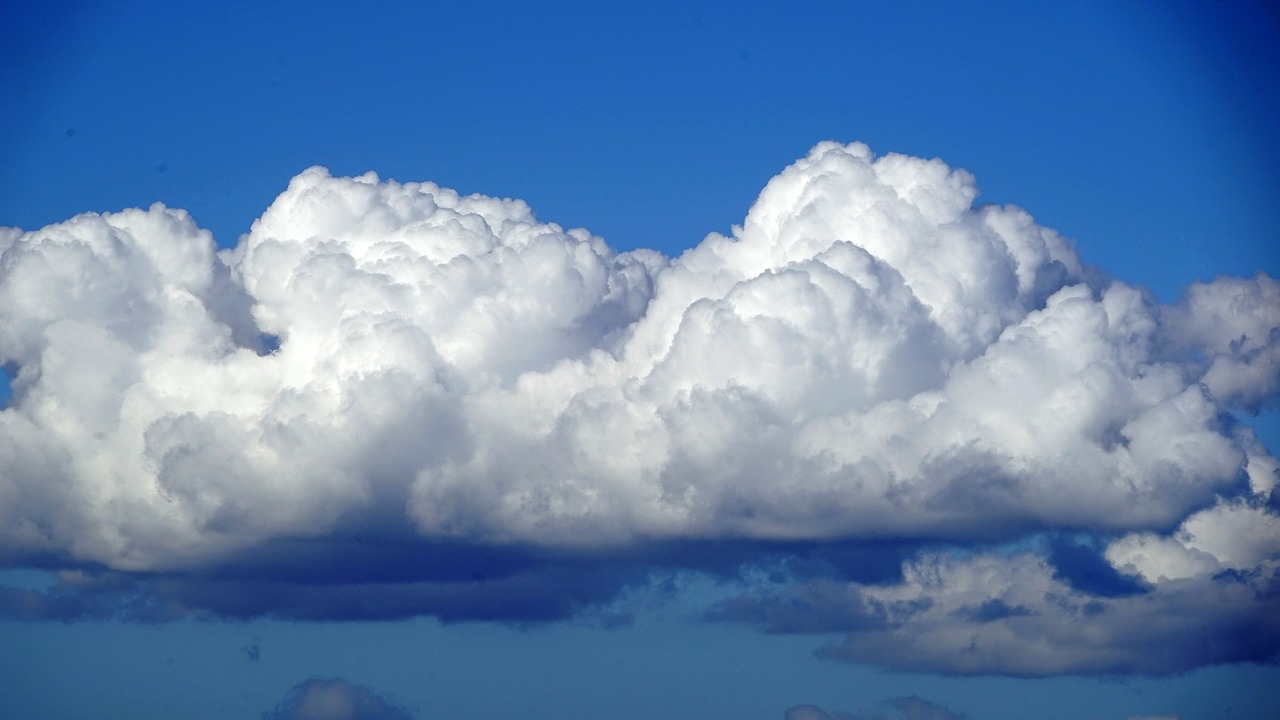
xmin=1 ymin=142 xmax=1277 ymax=674
xmin=715 ymin=477 xmax=1280 ymax=675
xmin=1159 ymin=274 xmax=1280 ymax=413
xmin=875 ymin=697 xmax=967 ymax=720
xmin=786 ymin=696 xmax=965 ymax=720
xmin=263 ymin=678 xmax=413 ymax=720
xmin=784 ymin=705 xmax=836 ymax=720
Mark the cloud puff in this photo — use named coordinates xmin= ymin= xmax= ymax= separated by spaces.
xmin=785 ymin=705 xmax=836 ymax=720
xmin=874 ymin=697 xmax=967 ymax=720
xmin=785 ymin=696 xmax=965 ymax=720
xmin=715 ymin=480 xmax=1280 ymax=675
xmin=1 ymin=142 xmax=1277 ymax=674
xmin=263 ymin=678 xmax=413 ymax=720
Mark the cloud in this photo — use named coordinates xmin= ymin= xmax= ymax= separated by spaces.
xmin=878 ymin=697 xmax=966 ymax=720
xmin=715 ymin=488 xmax=1280 ymax=675
xmin=263 ymin=678 xmax=413 ymax=720
xmin=786 ymin=696 xmax=965 ymax=720
xmin=2 ymin=142 xmax=1277 ymax=674
xmin=784 ymin=705 xmax=835 ymax=720
xmin=0 ymin=539 xmax=647 ymax=624
xmin=1159 ymin=275 xmax=1280 ymax=413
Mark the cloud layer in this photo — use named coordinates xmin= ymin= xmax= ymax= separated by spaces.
xmin=2 ymin=142 xmax=1277 ymax=675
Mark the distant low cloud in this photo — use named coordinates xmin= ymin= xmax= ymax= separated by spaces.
xmin=877 ymin=697 xmax=967 ymax=720
xmin=1 ymin=142 xmax=1276 ymax=676
xmin=263 ymin=678 xmax=413 ymax=720
xmin=786 ymin=696 xmax=965 ymax=720
xmin=717 ymin=532 xmax=1279 ymax=674
xmin=784 ymin=705 xmax=835 ymax=720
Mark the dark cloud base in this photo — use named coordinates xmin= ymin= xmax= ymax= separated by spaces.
xmin=0 ymin=535 xmax=922 ymax=624
xmin=4 ymin=532 xmax=1278 ymax=677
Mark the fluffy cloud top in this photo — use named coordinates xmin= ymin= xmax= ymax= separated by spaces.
xmin=2 ymin=142 xmax=1277 ymax=676
xmin=264 ymin=678 xmax=413 ymax=720
xmin=785 ymin=696 xmax=966 ymax=720
xmin=785 ymin=705 xmax=836 ymax=720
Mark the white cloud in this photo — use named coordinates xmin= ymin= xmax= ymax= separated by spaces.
xmin=718 ymin=473 xmax=1280 ymax=675
xmin=787 ymin=696 xmax=967 ymax=720
xmin=1160 ymin=274 xmax=1280 ymax=412
xmin=1 ymin=142 xmax=1277 ymax=670
xmin=721 ymin=541 xmax=1279 ymax=675
xmin=785 ymin=705 xmax=835 ymax=720
xmin=1106 ymin=496 xmax=1280 ymax=584
xmin=264 ymin=678 xmax=413 ymax=720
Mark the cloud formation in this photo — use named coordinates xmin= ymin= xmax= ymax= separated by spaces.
xmin=785 ymin=696 xmax=966 ymax=720
xmin=784 ymin=705 xmax=836 ymax=720
xmin=717 ymin=522 xmax=1280 ymax=674
xmin=1 ymin=142 xmax=1277 ymax=675
xmin=263 ymin=678 xmax=413 ymax=720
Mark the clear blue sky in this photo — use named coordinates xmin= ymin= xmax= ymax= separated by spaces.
xmin=1 ymin=2 xmax=1278 ymax=719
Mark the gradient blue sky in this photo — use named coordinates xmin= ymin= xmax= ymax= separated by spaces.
xmin=1 ymin=2 xmax=1278 ymax=718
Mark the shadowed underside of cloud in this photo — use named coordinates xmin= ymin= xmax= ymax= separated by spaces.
xmin=0 ymin=548 xmax=643 ymax=625
xmin=0 ymin=535 xmax=918 ymax=623
xmin=2 ymin=142 xmax=1278 ymax=676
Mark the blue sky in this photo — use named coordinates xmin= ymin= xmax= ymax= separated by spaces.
xmin=1 ymin=2 xmax=1278 ymax=719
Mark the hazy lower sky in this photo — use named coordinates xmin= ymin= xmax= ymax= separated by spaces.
xmin=1 ymin=2 xmax=1278 ymax=719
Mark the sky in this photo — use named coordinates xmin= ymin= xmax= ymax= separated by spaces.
xmin=1 ymin=1 xmax=1278 ymax=719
